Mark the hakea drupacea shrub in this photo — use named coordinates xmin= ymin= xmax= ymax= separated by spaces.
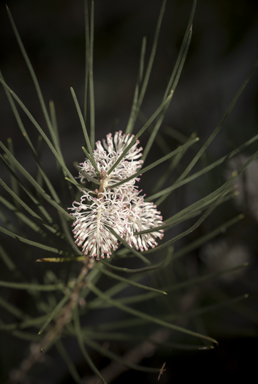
xmin=68 ymin=131 xmax=164 ymax=260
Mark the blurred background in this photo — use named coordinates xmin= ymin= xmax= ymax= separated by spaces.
xmin=1 ymin=0 xmax=257 ymax=157
xmin=0 ymin=0 xmax=258 ymax=382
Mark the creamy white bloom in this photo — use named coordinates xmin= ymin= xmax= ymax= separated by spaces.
xmin=69 ymin=187 xmax=164 ymax=258
xmin=68 ymin=190 xmax=130 ymax=260
xmin=78 ymin=131 xmax=143 ymax=189
xmin=69 ymin=131 xmax=164 ymax=259
xmin=122 ymin=194 xmax=164 ymax=251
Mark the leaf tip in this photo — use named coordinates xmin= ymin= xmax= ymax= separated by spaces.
xmin=199 ymin=345 xmax=214 ymax=350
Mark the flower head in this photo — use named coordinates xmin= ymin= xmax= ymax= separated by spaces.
xmin=68 ymin=190 xmax=130 ymax=259
xmin=69 ymin=132 xmax=164 ymax=259
xmin=78 ymin=131 xmax=143 ymax=190
xmin=123 ymin=194 xmax=164 ymax=251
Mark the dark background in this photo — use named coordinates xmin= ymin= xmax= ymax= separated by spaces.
xmin=0 ymin=0 xmax=258 ymax=382
xmin=1 ymin=0 xmax=258 ymax=161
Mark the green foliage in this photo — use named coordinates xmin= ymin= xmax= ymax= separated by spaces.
xmin=0 ymin=0 xmax=257 ymax=382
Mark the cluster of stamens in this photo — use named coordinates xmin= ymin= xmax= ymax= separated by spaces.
xmin=68 ymin=131 xmax=164 ymax=260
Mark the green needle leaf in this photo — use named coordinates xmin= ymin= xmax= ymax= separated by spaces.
xmin=98 ymin=265 xmax=167 ymax=296
xmin=0 ymin=281 xmax=64 ymax=291
xmin=70 ymin=87 xmax=99 ymax=175
xmin=73 ymin=304 xmax=107 ymax=384
xmin=87 ymin=282 xmax=218 ymax=345
xmin=107 ymin=93 xmax=172 ymax=176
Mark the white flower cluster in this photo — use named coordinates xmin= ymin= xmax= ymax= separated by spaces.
xmin=68 ymin=131 xmax=164 ymax=260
